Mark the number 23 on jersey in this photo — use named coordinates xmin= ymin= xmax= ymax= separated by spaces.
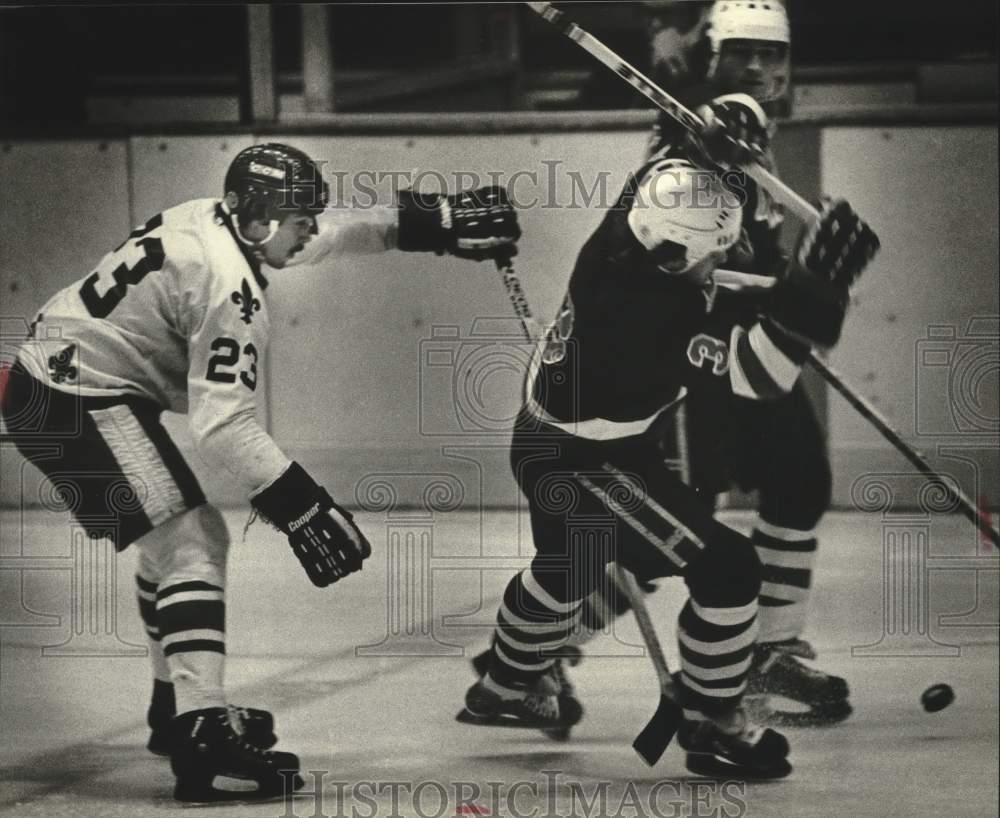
xmin=206 ymin=339 xmax=258 ymax=391
xmin=79 ymin=215 xmax=165 ymax=318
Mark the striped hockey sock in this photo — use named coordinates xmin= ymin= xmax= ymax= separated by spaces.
xmin=136 ymin=573 xmax=171 ymax=683
xmin=678 ymin=598 xmax=758 ymax=716
xmin=157 ymin=580 xmax=226 ymax=714
xmin=753 ymin=518 xmax=817 ymax=643
xmin=491 ymin=569 xmax=582 ymax=692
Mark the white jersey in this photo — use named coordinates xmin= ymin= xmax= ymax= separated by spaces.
xmin=20 ymin=198 xmax=396 ymax=495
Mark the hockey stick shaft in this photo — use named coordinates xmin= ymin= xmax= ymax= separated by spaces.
xmin=613 ymin=565 xmax=677 ymax=696
xmin=714 ymin=269 xmax=999 ymax=544
xmin=524 ymin=2 xmax=818 ymax=224
xmin=499 ymin=260 xmax=998 ymax=544
xmin=806 ymin=354 xmax=1000 ymax=546
xmin=496 ymin=256 xmax=540 ymax=343
xmin=613 ymin=564 xmax=683 ymax=766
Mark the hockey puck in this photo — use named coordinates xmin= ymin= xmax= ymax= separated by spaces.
xmin=921 ymin=683 xmax=955 ymax=712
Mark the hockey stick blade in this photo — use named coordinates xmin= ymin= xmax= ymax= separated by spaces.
xmin=633 ymin=693 xmax=684 ymax=766
xmin=525 ymin=2 xmax=818 ymax=224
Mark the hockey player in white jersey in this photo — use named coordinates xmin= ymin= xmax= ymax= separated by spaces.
xmin=1 ymin=142 xmax=520 ymax=802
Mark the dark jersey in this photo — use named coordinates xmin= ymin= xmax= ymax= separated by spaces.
xmin=526 ymin=161 xmax=807 ymax=434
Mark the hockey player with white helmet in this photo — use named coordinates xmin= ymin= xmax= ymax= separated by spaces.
xmin=459 ymin=140 xmax=878 ymax=778
xmin=0 ymin=142 xmax=519 ymax=803
xmin=518 ymin=0 xmax=865 ymax=731
xmin=706 ymin=0 xmax=790 ymax=104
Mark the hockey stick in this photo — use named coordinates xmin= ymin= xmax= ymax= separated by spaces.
xmin=496 ymin=256 xmax=541 ymax=342
xmin=498 ymin=261 xmax=1000 ymax=546
xmin=612 ymin=564 xmax=683 ymax=766
xmin=806 ymin=354 xmax=1000 ymax=547
xmin=711 ymin=270 xmax=999 ymax=545
xmin=524 ymin=2 xmax=818 ymax=225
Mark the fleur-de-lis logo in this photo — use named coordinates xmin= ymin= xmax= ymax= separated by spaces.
xmin=48 ymin=344 xmax=78 ymax=384
xmin=231 ymin=278 xmax=261 ymax=325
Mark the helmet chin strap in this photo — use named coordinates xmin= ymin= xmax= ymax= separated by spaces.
xmin=223 ymin=201 xmax=280 ymax=252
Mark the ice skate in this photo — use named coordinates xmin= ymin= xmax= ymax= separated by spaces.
xmin=470 ymin=646 xmax=583 ymax=739
xmin=170 ymin=707 xmax=302 ymax=803
xmin=679 ymin=705 xmax=792 ymax=779
xmin=747 ymin=639 xmax=852 ymax=727
xmin=456 ymin=678 xmax=583 ymax=732
xmin=147 ymin=681 xmax=278 ymax=756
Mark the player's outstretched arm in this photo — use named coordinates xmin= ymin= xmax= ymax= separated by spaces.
xmin=284 ymin=186 xmax=520 ymax=268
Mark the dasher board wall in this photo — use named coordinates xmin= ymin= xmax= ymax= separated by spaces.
xmin=1 ymin=125 xmax=997 ymax=509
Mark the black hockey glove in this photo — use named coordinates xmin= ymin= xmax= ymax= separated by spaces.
xmin=251 ymin=462 xmax=371 ymax=588
xmin=397 ymin=186 xmax=520 ymax=261
xmin=797 ymin=198 xmax=880 ymax=289
xmin=767 ymin=272 xmax=848 ymax=349
xmin=690 ymin=93 xmax=771 ymax=170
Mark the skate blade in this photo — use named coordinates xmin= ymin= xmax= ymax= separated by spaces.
xmin=174 ymin=772 xmax=304 ymax=805
xmin=685 ymin=752 xmax=792 ymax=781
xmin=767 ymin=698 xmax=852 ymax=728
xmin=455 ymin=707 xmax=570 ymax=731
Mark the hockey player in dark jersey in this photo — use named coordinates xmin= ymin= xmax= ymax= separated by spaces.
xmin=458 ymin=132 xmax=878 ymax=776
xmin=526 ymin=0 xmax=857 ymax=728
xmin=650 ymin=0 xmax=855 ymax=727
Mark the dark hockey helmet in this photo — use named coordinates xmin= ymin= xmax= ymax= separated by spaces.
xmin=224 ymin=143 xmax=329 ymax=225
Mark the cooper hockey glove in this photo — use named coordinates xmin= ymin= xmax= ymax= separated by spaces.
xmin=797 ymin=198 xmax=880 ymax=288
xmin=690 ymin=93 xmax=771 ymax=170
xmin=397 ymin=186 xmax=521 ymax=261
xmin=250 ymin=462 xmax=372 ymax=588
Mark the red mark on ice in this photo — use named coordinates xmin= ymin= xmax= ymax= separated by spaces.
xmin=456 ymin=806 xmax=490 ymax=815
xmin=0 ymin=362 xmax=9 ymax=406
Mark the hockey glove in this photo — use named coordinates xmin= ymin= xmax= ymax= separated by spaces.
xmin=250 ymin=462 xmax=371 ymax=588
xmin=690 ymin=93 xmax=771 ymax=170
xmin=397 ymin=186 xmax=520 ymax=261
xmin=767 ymin=272 xmax=848 ymax=349
xmin=797 ymin=198 xmax=880 ymax=288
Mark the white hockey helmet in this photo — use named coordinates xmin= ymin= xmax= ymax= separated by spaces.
xmin=627 ymin=159 xmax=742 ymax=274
xmin=707 ymin=0 xmax=790 ymax=102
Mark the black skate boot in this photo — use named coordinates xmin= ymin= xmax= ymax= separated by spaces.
xmin=747 ymin=639 xmax=852 ymax=727
xmin=456 ymin=679 xmax=583 ymax=732
xmin=470 ymin=645 xmax=583 ymax=740
xmin=146 ymin=681 xmax=278 ymax=756
xmin=170 ymin=708 xmax=303 ymax=803
xmin=679 ymin=706 xmax=792 ymax=780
